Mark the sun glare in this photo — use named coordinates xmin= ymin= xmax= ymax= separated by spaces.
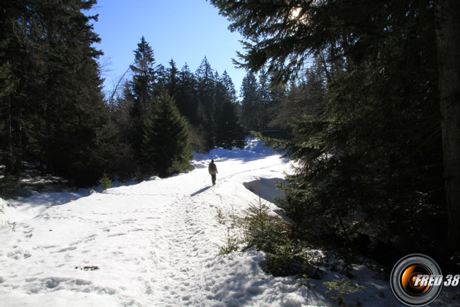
xmin=290 ymin=7 xmax=302 ymax=19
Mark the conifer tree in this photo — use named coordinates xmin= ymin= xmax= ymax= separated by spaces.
xmin=270 ymin=65 xmax=326 ymax=131
xmin=214 ymin=71 xmax=226 ymax=120
xmin=165 ymin=59 xmax=179 ymax=99
xmin=129 ymin=37 xmax=157 ymax=161
xmin=1 ymin=0 xmax=107 ymax=186
xmin=177 ymin=63 xmax=199 ymax=124
xmin=196 ymin=57 xmax=217 ymax=148
xmin=240 ymin=72 xmax=262 ymax=131
xmin=217 ymin=101 xmax=245 ymax=149
xmin=142 ymin=92 xmax=192 ymax=178
xmin=212 ymin=0 xmax=451 ymax=256
xmin=108 ymin=82 xmax=137 ymax=179
xmin=221 ymin=71 xmax=237 ymax=104
xmin=258 ymin=71 xmax=273 ymax=130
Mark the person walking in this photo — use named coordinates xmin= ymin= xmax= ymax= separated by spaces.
xmin=208 ymin=159 xmax=218 ymax=186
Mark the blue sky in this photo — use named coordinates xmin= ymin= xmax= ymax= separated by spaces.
xmin=88 ymin=0 xmax=247 ymax=97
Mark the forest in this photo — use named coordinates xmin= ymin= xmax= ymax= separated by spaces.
xmin=0 ymin=1 xmax=248 ymax=186
xmin=1 ymin=0 xmax=459 ymax=272
xmin=208 ymin=0 xmax=460 ymax=269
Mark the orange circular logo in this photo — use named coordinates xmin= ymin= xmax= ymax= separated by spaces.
xmin=390 ymin=254 xmax=443 ymax=306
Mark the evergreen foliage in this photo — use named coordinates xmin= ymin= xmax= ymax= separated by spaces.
xmin=269 ymin=64 xmax=327 ymax=132
xmin=98 ymin=172 xmax=112 ymax=191
xmin=0 ymin=0 xmax=107 ymax=186
xmin=129 ymin=36 xmax=157 ymax=163
xmin=211 ymin=0 xmax=456 ymax=260
xmin=108 ymin=38 xmax=247 ymax=178
xmin=142 ymin=92 xmax=192 ymax=178
xmin=1 ymin=3 xmax=263 ymax=190
xmin=323 ymin=278 xmax=365 ymax=307
xmin=240 ymin=73 xmax=261 ymax=131
xmin=238 ymin=70 xmax=286 ymax=133
xmin=216 ymin=101 xmax=245 ymax=149
xmin=176 ymin=63 xmax=199 ymax=124
xmin=195 ymin=57 xmax=218 ymax=148
xmin=240 ymin=198 xmax=316 ymax=277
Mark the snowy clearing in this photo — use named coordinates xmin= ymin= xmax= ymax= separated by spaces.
xmin=0 ymin=140 xmax=455 ymax=306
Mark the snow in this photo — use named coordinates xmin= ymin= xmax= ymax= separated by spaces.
xmin=0 ymin=139 xmax=455 ymax=306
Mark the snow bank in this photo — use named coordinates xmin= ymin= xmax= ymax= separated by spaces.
xmin=0 ymin=189 xmax=91 ymax=226
xmin=193 ymin=137 xmax=275 ymax=162
xmin=243 ymin=177 xmax=287 ymax=204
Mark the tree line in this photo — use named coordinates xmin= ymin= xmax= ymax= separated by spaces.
xmin=0 ymin=0 xmax=328 ymax=188
xmin=0 ymin=0 xmax=247 ymax=188
xmin=211 ymin=0 xmax=460 ymax=264
xmin=107 ymin=37 xmax=247 ymax=179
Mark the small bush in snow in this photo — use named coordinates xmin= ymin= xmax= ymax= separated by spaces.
xmin=98 ymin=173 xmax=112 ymax=191
xmin=0 ymin=178 xmax=20 ymax=199
xmin=215 ymin=208 xmax=226 ymax=225
xmin=215 ymin=197 xmax=319 ymax=277
xmin=323 ymin=278 xmax=365 ymax=307
xmin=298 ymin=274 xmax=314 ymax=289
xmin=240 ymin=197 xmax=318 ymax=277
xmin=218 ymin=227 xmax=241 ymax=255
xmin=241 ymin=197 xmax=290 ymax=251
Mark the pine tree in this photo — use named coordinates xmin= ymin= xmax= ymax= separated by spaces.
xmin=107 ymin=82 xmax=137 ymax=180
xmin=221 ymin=70 xmax=237 ymax=104
xmin=1 ymin=0 xmax=107 ymax=186
xmin=142 ymin=92 xmax=192 ymax=178
xmin=165 ymin=59 xmax=179 ymax=99
xmin=129 ymin=37 xmax=157 ymax=162
xmin=196 ymin=57 xmax=217 ymax=148
xmin=258 ymin=71 xmax=273 ymax=130
xmin=269 ymin=64 xmax=327 ymax=131
xmin=212 ymin=0 xmax=449 ymax=256
xmin=217 ymin=101 xmax=245 ymax=149
xmin=214 ymin=71 xmax=226 ymax=121
xmin=213 ymin=71 xmax=245 ymax=149
xmin=240 ymin=72 xmax=262 ymax=131
xmin=176 ymin=63 xmax=199 ymax=124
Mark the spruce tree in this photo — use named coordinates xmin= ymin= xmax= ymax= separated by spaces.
xmin=214 ymin=71 xmax=226 ymax=121
xmin=129 ymin=37 xmax=157 ymax=162
xmin=240 ymin=72 xmax=262 ymax=132
xmin=177 ymin=63 xmax=199 ymax=124
xmin=165 ymin=59 xmax=179 ymax=99
xmin=258 ymin=71 xmax=273 ymax=130
xmin=107 ymin=82 xmax=137 ymax=180
xmin=196 ymin=57 xmax=217 ymax=148
xmin=212 ymin=0 xmax=450 ymax=257
xmin=142 ymin=92 xmax=192 ymax=178
xmin=269 ymin=65 xmax=327 ymax=131
xmin=217 ymin=101 xmax=245 ymax=149
xmin=1 ymin=0 xmax=107 ymax=186
xmin=214 ymin=71 xmax=245 ymax=149
xmin=221 ymin=71 xmax=237 ymax=104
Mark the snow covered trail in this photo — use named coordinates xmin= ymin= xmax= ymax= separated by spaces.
xmin=4 ymin=141 xmax=454 ymax=306
xmin=1 ymin=150 xmax=328 ymax=307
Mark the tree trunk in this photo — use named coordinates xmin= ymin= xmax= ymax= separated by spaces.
xmin=436 ymin=0 xmax=460 ymax=251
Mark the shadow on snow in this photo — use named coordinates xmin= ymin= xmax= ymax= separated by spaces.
xmin=190 ymin=186 xmax=212 ymax=197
